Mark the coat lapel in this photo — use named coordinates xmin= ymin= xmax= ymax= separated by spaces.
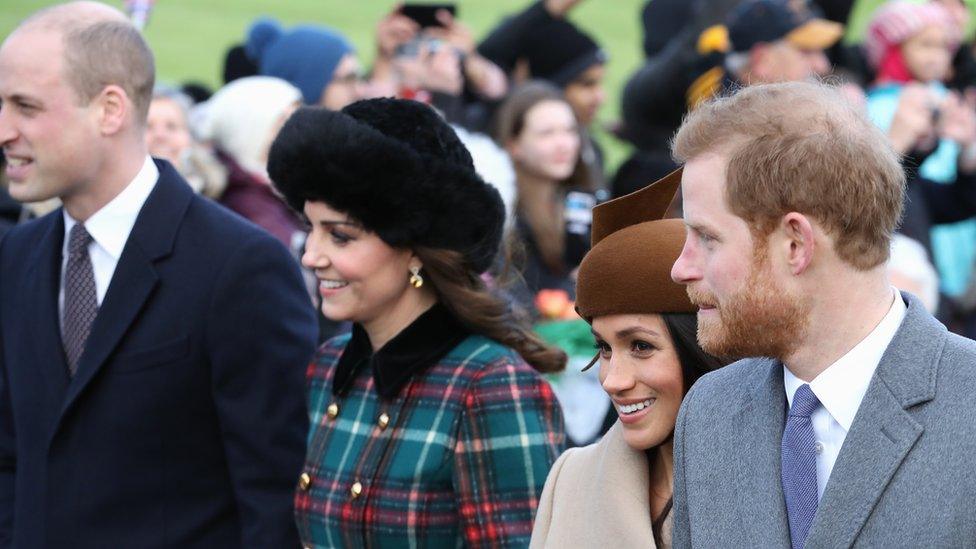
xmin=27 ymin=213 xmax=70 ymax=397
xmin=596 ymin=423 xmax=655 ymax=545
xmin=731 ymin=359 xmax=791 ymax=547
xmin=806 ymin=294 xmax=937 ymax=548
xmin=59 ymin=160 xmax=193 ymax=419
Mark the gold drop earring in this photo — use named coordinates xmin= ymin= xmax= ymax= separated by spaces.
xmin=409 ymin=266 xmax=424 ymax=288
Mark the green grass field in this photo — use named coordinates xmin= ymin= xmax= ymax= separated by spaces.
xmin=0 ymin=0 xmax=648 ymax=175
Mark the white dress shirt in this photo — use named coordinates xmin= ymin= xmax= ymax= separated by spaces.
xmin=59 ymin=156 xmax=159 ymax=320
xmin=783 ymin=289 xmax=907 ymax=499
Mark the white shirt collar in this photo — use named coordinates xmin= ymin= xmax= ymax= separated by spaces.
xmin=63 ymin=156 xmax=159 ymax=259
xmin=784 ymin=289 xmax=907 ymax=431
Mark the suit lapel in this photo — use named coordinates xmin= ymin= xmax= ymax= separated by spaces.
xmin=731 ymin=359 xmax=791 ymax=547
xmin=27 ymin=213 xmax=70 ymax=396
xmin=806 ymin=294 xmax=938 ymax=549
xmin=59 ymin=160 xmax=193 ymax=419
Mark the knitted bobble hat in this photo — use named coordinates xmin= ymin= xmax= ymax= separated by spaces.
xmin=246 ymin=18 xmax=354 ymax=105
xmin=864 ymin=1 xmax=960 ymax=70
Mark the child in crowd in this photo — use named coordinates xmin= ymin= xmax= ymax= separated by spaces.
xmin=864 ymin=1 xmax=976 ymax=305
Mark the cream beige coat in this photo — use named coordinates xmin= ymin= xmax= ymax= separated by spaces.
xmin=530 ymin=422 xmax=671 ymax=548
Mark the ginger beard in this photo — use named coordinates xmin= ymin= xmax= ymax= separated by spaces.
xmin=687 ymin=242 xmax=810 ymax=361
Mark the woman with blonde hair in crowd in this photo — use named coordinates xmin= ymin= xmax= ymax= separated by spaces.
xmin=530 ymin=170 xmax=730 ymax=548
xmin=268 ymin=97 xmax=566 ymax=548
xmin=198 ymin=76 xmax=305 ymax=252
xmin=145 ymin=86 xmax=226 ymax=198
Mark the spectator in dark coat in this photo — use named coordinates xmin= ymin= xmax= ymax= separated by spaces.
xmin=0 ymin=188 xmax=22 ymax=239
xmin=0 ymin=152 xmax=25 ymax=239
xmin=479 ymin=0 xmax=608 ymax=189
xmin=614 ymin=0 xmax=842 ymax=199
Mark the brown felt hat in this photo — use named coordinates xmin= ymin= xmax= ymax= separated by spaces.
xmin=575 ymin=168 xmax=696 ymax=322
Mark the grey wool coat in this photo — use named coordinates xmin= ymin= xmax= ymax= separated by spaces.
xmin=671 ymin=292 xmax=976 ymax=548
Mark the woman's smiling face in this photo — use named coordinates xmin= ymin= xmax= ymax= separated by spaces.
xmin=300 ymin=200 xmax=414 ymax=324
xmin=593 ymin=313 xmax=685 ymax=451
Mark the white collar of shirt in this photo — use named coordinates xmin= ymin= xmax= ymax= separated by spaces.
xmin=784 ymin=289 xmax=907 ymax=432
xmin=62 ymin=156 xmax=159 ymax=259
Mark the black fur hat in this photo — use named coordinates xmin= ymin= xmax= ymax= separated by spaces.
xmin=268 ymin=98 xmax=505 ymax=273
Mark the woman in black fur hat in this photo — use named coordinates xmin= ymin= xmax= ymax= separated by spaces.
xmin=268 ymin=98 xmax=567 ymax=548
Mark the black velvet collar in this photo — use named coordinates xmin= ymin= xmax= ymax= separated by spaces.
xmin=332 ymin=303 xmax=471 ymax=399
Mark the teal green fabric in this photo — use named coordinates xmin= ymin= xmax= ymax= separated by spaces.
xmin=296 ymin=334 xmax=566 ymax=548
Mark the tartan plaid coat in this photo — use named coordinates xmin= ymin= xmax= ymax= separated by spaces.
xmin=295 ymin=306 xmax=566 ymax=548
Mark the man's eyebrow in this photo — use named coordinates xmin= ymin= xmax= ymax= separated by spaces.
xmin=4 ymin=93 xmax=40 ymax=106
xmin=684 ymin=220 xmax=714 ymax=234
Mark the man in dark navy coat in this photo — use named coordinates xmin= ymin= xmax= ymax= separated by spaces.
xmin=0 ymin=3 xmax=317 ymax=547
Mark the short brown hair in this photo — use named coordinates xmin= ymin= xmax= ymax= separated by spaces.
xmin=672 ymin=81 xmax=904 ymax=269
xmin=22 ymin=3 xmax=155 ymax=122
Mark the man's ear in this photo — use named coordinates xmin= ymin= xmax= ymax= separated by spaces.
xmin=780 ymin=212 xmax=816 ymax=275
xmin=95 ymin=85 xmax=130 ymax=136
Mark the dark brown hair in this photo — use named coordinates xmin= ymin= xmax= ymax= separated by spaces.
xmin=415 ymin=246 xmax=567 ymax=373
xmin=494 ymin=81 xmax=591 ymax=274
xmin=492 ymin=80 xmax=589 ymax=190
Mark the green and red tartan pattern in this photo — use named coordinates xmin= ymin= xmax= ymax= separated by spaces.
xmin=295 ymin=334 xmax=566 ymax=548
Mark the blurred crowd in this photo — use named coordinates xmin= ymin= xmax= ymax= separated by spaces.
xmin=3 ymin=0 xmax=976 ymax=422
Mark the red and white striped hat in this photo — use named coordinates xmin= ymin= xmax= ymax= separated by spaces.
xmin=864 ymin=1 xmax=961 ymax=69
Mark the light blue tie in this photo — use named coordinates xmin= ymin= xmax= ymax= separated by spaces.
xmin=782 ymin=384 xmax=821 ymax=549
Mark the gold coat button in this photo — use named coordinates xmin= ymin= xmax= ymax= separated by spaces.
xmin=327 ymin=402 xmax=339 ymax=419
xmin=298 ymin=472 xmax=311 ymax=491
xmin=350 ymin=481 xmax=363 ymax=499
xmin=377 ymin=413 xmax=390 ymax=430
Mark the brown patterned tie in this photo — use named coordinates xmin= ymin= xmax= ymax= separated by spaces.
xmin=62 ymin=223 xmax=98 ymax=376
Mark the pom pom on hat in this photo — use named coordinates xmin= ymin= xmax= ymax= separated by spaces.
xmin=244 ymin=17 xmax=283 ymax=63
xmin=245 ymin=18 xmax=354 ymax=105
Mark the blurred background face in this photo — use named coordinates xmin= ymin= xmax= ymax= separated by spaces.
xmin=320 ymin=53 xmax=365 ymax=110
xmin=509 ymin=99 xmax=580 ymax=180
xmin=300 ymin=200 xmax=414 ymax=324
xmin=902 ymin=24 xmax=953 ymax=83
xmin=563 ymin=63 xmax=606 ymax=127
xmin=753 ymin=41 xmax=830 ymax=83
xmin=593 ymin=313 xmax=684 ymax=451
xmin=146 ymin=97 xmax=191 ymax=166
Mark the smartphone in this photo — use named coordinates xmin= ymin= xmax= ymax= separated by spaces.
xmin=400 ymin=3 xmax=457 ymax=28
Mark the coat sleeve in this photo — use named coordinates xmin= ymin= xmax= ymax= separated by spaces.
xmin=528 ymin=447 xmax=575 ymax=549
xmin=205 ymin=232 xmax=317 ymax=548
xmin=0 ymin=237 xmax=13 ymax=548
xmin=671 ymin=382 xmax=699 ymax=549
xmin=914 ymin=170 xmax=976 ymax=225
xmin=476 ymin=1 xmax=554 ymax=74
xmin=452 ymin=357 xmax=566 ymax=548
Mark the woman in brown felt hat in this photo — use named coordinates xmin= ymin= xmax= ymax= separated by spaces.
xmin=529 ymin=170 xmax=732 ymax=548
